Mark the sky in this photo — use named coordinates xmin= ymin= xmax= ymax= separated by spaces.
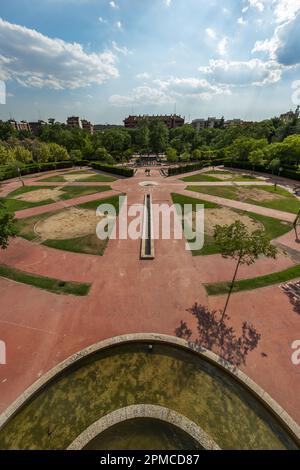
xmin=0 ymin=0 xmax=300 ymax=124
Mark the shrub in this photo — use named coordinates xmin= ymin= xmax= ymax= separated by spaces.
xmin=91 ymin=162 xmax=134 ymax=177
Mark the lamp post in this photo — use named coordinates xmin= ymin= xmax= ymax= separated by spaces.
xmin=17 ymin=167 xmax=25 ymax=187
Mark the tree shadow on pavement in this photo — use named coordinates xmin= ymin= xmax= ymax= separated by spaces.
xmin=281 ymin=282 xmax=300 ymax=315
xmin=175 ymin=303 xmax=261 ymax=371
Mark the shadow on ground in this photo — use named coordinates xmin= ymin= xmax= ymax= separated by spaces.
xmin=175 ymin=303 xmax=261 ymax=370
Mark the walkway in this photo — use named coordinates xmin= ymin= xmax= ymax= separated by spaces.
xmin=0 ymin=166 xmax=299 ymax=428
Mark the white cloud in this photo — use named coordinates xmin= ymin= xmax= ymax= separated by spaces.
xmin=164 ymin=0 xmax=172 ymax=6
xmin=112 ymin=41 xmax=132 ymax=55
xmin=109 ymin=75 xmax=230 ymax=106
xmin=252 ymin=5 xmax=300 ymax=65
xmin=217 ymin=37 xmax=229 ymax=56
xmin=205 ymin=28 xmax=216 ymax=40
xmin=0 ymin=18 xmax=118 ymax=90
xmin=109 ymin=86 xmax=173 ymax=106
xmin=116 ymin=21 xmax=123 ymax=30
xmin=199 ymin=59 xmax=283 ymax=86
xmin=98 ymin=17 xmax=108 ymax=24
xmin=154 ymin=76 xmax=230 ymax=99
xmin=238 ymin=17 xmax=247 ymax=25
xmin=109 ymin=1 xmax=118 ymax=9
xmin=136 ymin=72 xmax=151 ymax=79
xmin=273 ymin=0 xmax=300 ymax=23
xmin=248 ymin=0 xmax=266 ymax=12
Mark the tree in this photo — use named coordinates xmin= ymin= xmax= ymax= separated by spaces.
xmin=0 ymin=202 xmax=17 ymax=249
xmin=248 ymin=148 xmax=265 ymax=170
xmin=48 ymin=143 xmax=69 ymax=162
xmin=70 ymin=149 xmax=83 ymax=162
xmin=268 ymin=158 xmax=281 ymax=175
xmin=12 ymin=146 xmax=32 ymax=164
xmin=0 ymin=122 xmax=16 ymax=141
xmin=192 ymin=149 xmax=202 ymax=160
xmin=214 ymin=221 xmax=277 ymax=321
xmin=165 ymin=147 xmax=177 ymax=163
xmin=31 ymin=142 xmax=51 ymax=164
xmin=179 ymin=151 xmax=190 ymax=163
xmin=135 ymin=121 xmax=150 ymax=153
xmin=149 ymin=120 xmax=169 ymax=154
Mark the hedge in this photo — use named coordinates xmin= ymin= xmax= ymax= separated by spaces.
xmin=91 ymin=162 xmax=134 ymax=177
xmin=0 ymin=161 xmax=73 ymax=181
xmin=224 ymin=160 xmax=300 ymax=181
xmin=73 ymin=160 xmax=91 ymax=166
xmin=167 ymin=159 xmax=225 ymax=176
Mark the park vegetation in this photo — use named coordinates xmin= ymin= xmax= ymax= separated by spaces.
xmin=0 ymin=107 xmax=300 ymax=175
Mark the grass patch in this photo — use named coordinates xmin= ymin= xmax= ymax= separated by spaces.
xmin=39 ymin=172 xmax=115 ymax=183
xmin=186 ymin=185 xmax=300 ymax=214
xmin=43 ymin=234 xmax=107 ymax=256
xmin=0 ymin=264 xmax=90 ymax=296
xmin=205 ymin=265 xmax=300 ymax=296
xmin=59 ymin=185 xmax=111 ymax=199
xmin=1 ymin=185 xmax=111 ymax=212
xmin=16 ymin=194 xmax=123 ymax=255
xmin=181 ymin=171 xmax=259 ymax=183
xmin=0 ymin=197 xmax=52 ymax=212
xmin=171 ymin=192 xmax=292 ymax=256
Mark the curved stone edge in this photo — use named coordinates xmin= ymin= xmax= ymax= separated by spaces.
xmin=0 ymin=333 xmax=299 ymax=446
xmin=67 ymin=404 xmax=220 ymax=451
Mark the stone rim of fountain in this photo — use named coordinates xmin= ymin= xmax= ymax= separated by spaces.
xmin=67 ymin=404 xmax=220 ymax=450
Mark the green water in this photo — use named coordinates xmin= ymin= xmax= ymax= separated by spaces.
xmin=0 ymin=342 xmax=298 ymax=450
xmin=84 ymin=418 xmax=203 ymax=450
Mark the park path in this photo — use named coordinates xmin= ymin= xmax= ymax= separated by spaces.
xmin=177 ymin=188 xmax=296 ymax=223
xmin=14 ymin=189 xmax=120 ymax=219
xmin=0 ymin=166 xmax=299 ymax=427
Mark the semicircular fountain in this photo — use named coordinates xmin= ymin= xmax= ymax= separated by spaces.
xmin=0 ymin=335 xmax=299 ymax=450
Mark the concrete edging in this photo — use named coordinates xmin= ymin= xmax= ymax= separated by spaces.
xmin=0 ymin=333 xmax=299 ymax=447
xmin=67 ymin=404 xmax=220 ymax=450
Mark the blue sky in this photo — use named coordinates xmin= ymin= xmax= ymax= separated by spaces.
xmin=0 ymin=0 xmax=300 ymax=124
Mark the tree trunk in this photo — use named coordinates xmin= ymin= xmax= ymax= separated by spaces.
xmin=221 ymin=255 xmax=242 ymax=323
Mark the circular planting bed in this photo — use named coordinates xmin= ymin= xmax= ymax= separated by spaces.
xmin=34 ymin=207 xmax=100 ymax=240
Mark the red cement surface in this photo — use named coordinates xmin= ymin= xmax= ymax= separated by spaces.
xmin=0 ymin=167 xmax=299 ymax=425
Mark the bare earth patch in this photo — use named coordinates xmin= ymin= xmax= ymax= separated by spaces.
xmin=34 ymin=207 xmax=101 ymax=240
xmin=16 ymin=188 xmax=64 ymax=202
xmin=63 ymin=173 xmax=92 ymax=182
xmin=206 ymin=173 xmax=234 ymax=181
xmin=204 ymin=207 xmax=263 ymax=236
xmin=184 ymin=207 xmax=263 ymax=236
xmin=236 ymin=187 xmax=283 ymax=202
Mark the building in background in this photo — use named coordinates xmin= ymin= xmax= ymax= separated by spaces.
xmin=192 ymin=116 xmax=253 ymax=130
xmin=191 ymin=119 xmax=206 ymax=131
xmin=17 ymin=121 xmax=31 ymax=133
xmin=124 ymin=114 xmax=185 ymax=129
xmin=81 ymin=119 xmax=94 ymax=135
xmin=29 ymin=120 xmax=46 ymax=136
xmin=67 ymin=116 xmax=82 ymax=129
xmin=191 ymin=117 xmax=222 ymax=130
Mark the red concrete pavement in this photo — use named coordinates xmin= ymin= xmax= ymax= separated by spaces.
xmin=0 ymin=167 xmax=299 ymax=427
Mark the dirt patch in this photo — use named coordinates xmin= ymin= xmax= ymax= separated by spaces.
xmin=185 ymin=207 xmax=263 ymax=236
xmin=34 ymin=207 xmax=102 ymax=240
xmin=16 ymin=188 xmax=64 ymax=202
xmin=63 ymin=173 xmax=92 ymax=182
xmin=206 ymin=172 xmax=234 ymax=181
xmin=204 ymin=207 xmax=263 ymax=236
xmin=236 ymin=187 xmax=284 ymax=202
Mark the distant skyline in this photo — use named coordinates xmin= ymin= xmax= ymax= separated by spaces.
xmin=0 ymin=0 xmax=300 ymax=124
